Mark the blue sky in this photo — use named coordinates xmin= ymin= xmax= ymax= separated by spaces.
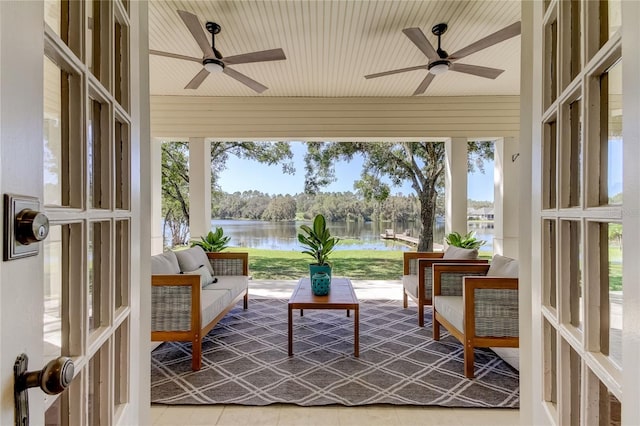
xmin=218 ymin=142 xmax=495 ymax=201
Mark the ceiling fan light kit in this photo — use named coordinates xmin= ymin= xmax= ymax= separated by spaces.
xmin=203 ymin=58 xmax=224 ymax=73
xmin=150 ymin=10 xmax=286 ymax=92
xmin=365 ymin=20 xmax=521 ymax=95
xmin=428 ymin=60 xmax=450 ymax=75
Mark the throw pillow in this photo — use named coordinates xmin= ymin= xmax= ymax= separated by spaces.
xmin=174 ymin=246 xmax=215 ymax=276
xmin=184 ymin=265 xmax=215 ymax=288
xmin=487 ymin=254 xmax=519 ymax=278
xmin=151 ymin=250 xmax=181 ymax=274
xmin=442 ymin=245 xmax=479 ymax=259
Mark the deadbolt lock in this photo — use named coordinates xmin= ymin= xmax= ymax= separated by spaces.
xmin=3 ymin=194 xmax=49 ymax=261
xmin=15 ymin=209 xmax=49 ymax=245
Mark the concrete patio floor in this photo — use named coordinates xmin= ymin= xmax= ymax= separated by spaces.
xmin=249 ymin=279 xmax=404 ymax=301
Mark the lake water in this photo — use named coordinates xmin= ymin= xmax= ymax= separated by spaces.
xmin=212 ymin=219 xmax=494 ymax=252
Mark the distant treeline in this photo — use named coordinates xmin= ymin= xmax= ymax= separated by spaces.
xmin=213 ymin=190 xmax=492 ymax=222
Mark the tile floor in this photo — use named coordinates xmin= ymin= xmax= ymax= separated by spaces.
xmin=151 ymin=279 xmax=520 ymax=425
xmin=150 ymin=404 xmax=520 ymax=425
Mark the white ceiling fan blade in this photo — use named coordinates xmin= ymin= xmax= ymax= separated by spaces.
xmin=365 ymin=65 xmax=427 ymax=79
xmin=149 ymin=49 xmax=201 ymax=63
xmin=449 ymin=63 xmax=504 ymax=79
xmin=223 ymin=67 xmax=268 ymax=93
xmin=402 ymin=27 xmax=438 ymax=61
xmin=184 ymin=68 xmax=210 ymax=89
xmin=177 ymin=10 xmax=215 ymax=59
xmin=223 ymin=48 xmax=287 ymax=65
xmin=448 ymin=21 xmax=521 ymax=61
xmin=413 ymin=73 xmax=435 ymax=95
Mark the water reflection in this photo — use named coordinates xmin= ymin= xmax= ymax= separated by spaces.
xmin=211 ymin=219 xmax=494 ymax=252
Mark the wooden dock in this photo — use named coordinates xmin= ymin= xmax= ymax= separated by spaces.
xmin=380 ymin=229 xmax=444 ymax=250
xmin=380 ymin=232 xmax=419 ymax=245
xmin=380 ymin=229 xmax=419 ymax=245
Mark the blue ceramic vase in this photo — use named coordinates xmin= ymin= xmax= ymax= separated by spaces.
xmin=311 ymin=272 xmax=331 ymax=296
xmin=309 ymin=264 xmax=331 ymax=281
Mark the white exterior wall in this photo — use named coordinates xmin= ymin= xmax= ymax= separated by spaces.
xmin=493 ymin=137 xmax=520 ymax=257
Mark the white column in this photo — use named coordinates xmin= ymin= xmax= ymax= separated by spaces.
xmin=493 ymin=137 xmax=520 ymax=257
xmin=445 ymin=137 xmax=469 ymax=244
xmin=150 ymin=137 xmax=164 ymax=254
xmin=188 ymin=138 xmax=211 ymax=241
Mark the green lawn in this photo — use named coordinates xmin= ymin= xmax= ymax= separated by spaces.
xmin=228 ymin=247 xmax=623 ymax=290
xmin=609 ymin=262 xmax=622 ymax=291
xmin=228 ymin=247 xmax=404 ymax=280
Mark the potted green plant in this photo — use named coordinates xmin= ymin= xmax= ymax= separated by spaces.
xmin=191 ymin=227 xmax=230 ymax=252
xmin=445 ymin=231 xmax=486 ymax=249
xmin=298 ymin=214 xmax=340 ymax=280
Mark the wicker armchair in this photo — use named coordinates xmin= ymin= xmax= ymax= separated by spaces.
xmin=432 ymin=260 xmax=519 ymax=378
xmin=402 ymin=252 xmax=487 ymax=327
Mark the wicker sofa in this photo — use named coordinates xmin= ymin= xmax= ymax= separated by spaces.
xmin=432 ymin=255 xmax=519 ymax=378
xmin=150 ymin=246 xmax=249 ymax=371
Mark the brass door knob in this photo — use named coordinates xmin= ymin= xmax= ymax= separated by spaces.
xmin=14 ymin=354 xmax=75 ymax=426
xmin=16 ymin=356 xmax=74 ymax=395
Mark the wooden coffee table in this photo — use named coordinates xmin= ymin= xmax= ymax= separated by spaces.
xmin=288 ymin=277 xmax=359 ymax=357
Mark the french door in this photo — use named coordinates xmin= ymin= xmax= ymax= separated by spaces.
xmin=1 ymin=1 xmax=145 ymax=424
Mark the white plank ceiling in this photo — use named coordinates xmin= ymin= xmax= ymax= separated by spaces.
xmin=149 ymin=1 xmax=521 ymax=97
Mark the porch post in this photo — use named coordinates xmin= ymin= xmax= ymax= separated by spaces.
xmin=445 ymin=137 xmax=469 ymax=243
xmin=188 ymin=138 xmax=211 ymax=242
xmin=150 ymin=137 xmax=163 ymax=254
xmin=493 ymin=136 xmax=520 ymax=257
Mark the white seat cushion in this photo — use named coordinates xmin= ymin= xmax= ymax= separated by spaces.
xmin=434 ymin=296 xmax=464 ymax=332
xmin=200 ymin=288 xmax=232 ymax=326
xmin=205 ymin=276 xmax=248 ymax=301
xmin=402 ymin=274 xmax=418 ymax=298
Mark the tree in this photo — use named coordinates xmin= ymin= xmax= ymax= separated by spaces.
xmin=262 ymin=195 xmax=297 ymax=221
xmin=161 ymin=142 xmax=190 ymax=246
xmin=161 ymin=141 xmax=294 ymax=247
xmin=304 ymin=141 xmax=492 ymax=251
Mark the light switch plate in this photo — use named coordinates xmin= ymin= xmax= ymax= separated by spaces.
xmin=3 ymin=194 xmax=41 ymax=261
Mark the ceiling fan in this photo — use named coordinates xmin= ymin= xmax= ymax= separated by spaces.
xmin=150 ymin=10 xmax=286 ymax=93
xmin=365 ymin=21 xmax=521 ymax=95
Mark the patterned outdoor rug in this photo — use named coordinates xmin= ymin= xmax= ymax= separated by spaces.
xmin=151 ymin=299 xmax=519 ymax=407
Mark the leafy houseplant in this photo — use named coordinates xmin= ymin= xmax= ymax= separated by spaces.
xmin=191 ymin=227 xmax=230 ymax=252
xmin=445 ymin=231 xmax=486 ymax=250
xmin=298 ymin=214 xmax=340 ymax=279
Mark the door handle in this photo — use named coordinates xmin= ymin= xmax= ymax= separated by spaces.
xmin=14 ymin=353 xmax=74 ymax=426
